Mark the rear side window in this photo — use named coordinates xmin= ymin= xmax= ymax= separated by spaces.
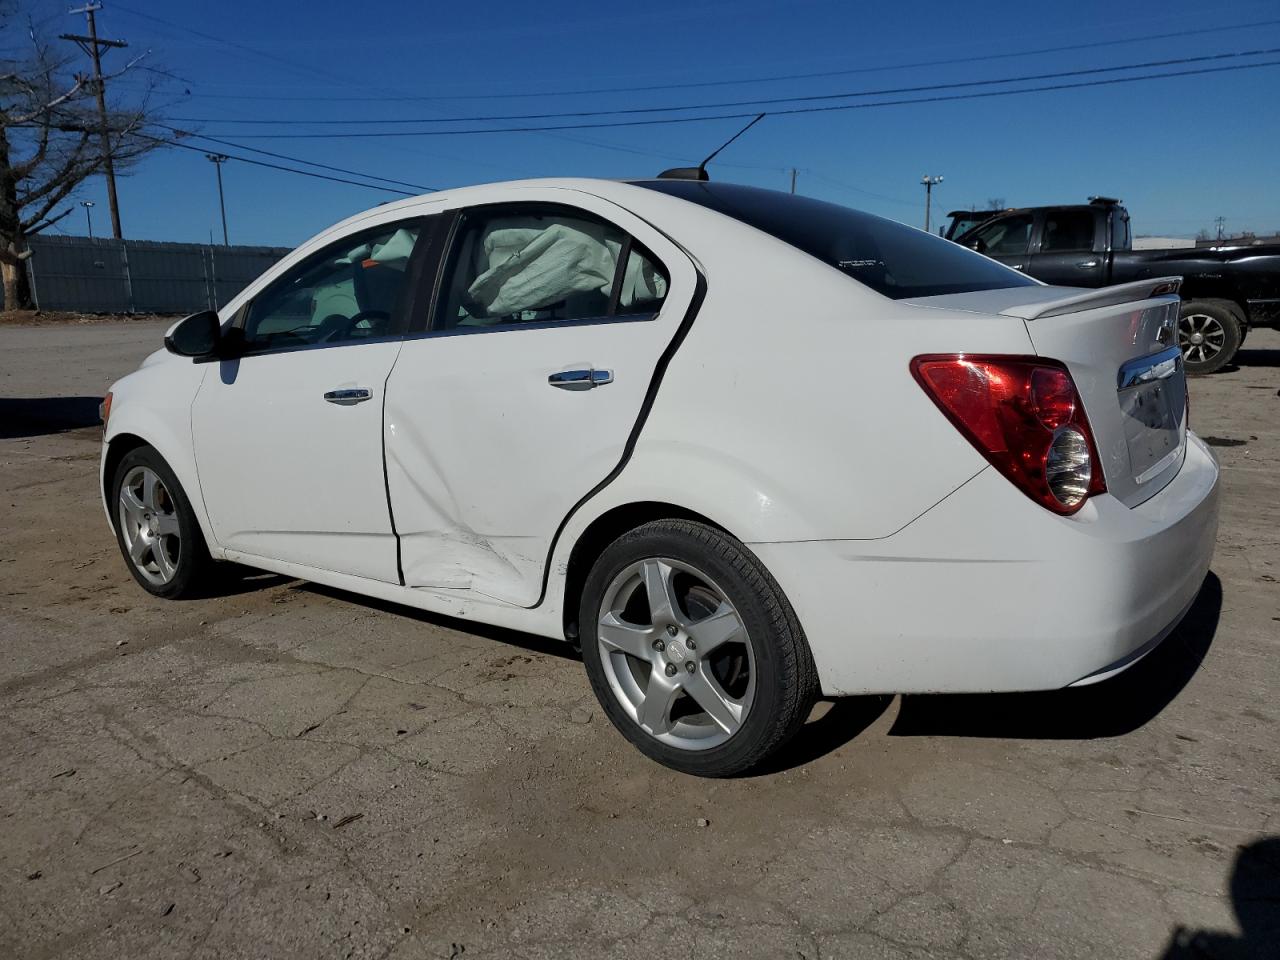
xmin=1041 ymin=210 xmax=1096 ymax=252
xmin=636 ymin=181 xmax=1035 ymax=300
xmin=435 ymin=205 xmax=667 ymax=331
xmin=1111 ymin=212 xmax=1131 ymax=251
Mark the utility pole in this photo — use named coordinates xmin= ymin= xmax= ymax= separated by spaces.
xmin=207 ymin=154 xmax=229 ymax=245
xmin=80 ymin=200 xmax=95 ymax=239
xmin=62 ymin=4 xmax=127 ymax=239
xmin=1214 ymin=216 xmax=1226 ymax=242
xmin=790 ymin=168 xmax=798 ymax=195
xmin=921 ymin=175 xmax=943 ymax=233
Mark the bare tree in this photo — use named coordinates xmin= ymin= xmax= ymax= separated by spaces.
xmin=0 ymin=5 xmax=170 ymax=309
xmin=985 ymin=197 xmax=1006 ymax=211
xmin=1195 ymin=228 xmax=1212 ymax=241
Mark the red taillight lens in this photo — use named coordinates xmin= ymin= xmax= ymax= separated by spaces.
xmin=911 ymin=355 xmax=1106 ymax=515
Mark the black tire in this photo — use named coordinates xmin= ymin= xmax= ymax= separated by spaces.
xmin=1179 ymin=300 xmax=1242 ymax=376
xmin=579 ymin=519 xmax=818 ymax=777
xmin=110 ymin=445 xmax=215 ymax=599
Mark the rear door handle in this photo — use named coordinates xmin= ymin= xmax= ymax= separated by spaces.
xmin=1077 ymin=260 xmax=1100 ymax=268
xmin=323 ymin=388 xmax=372 ymax=405
xmin=548 ymin=369 xmax=614 ymax=391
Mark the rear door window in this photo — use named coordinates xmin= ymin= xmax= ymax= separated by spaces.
xmin=434 ymin=204 xmax=667 ymax=331
xmin=1111 ymin=212 xmax=1131 ymax=251
xmin=637 ymin=181 xmax=1035 ymax=299
xmin=1041 ymin=210 xmax=1097 ymax=252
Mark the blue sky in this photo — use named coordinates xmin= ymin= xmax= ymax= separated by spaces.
xmin=28 ymin=0 xmax=1280 ymax=247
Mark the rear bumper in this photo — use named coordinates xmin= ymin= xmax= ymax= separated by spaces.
xmin=751 ymin=432 xmax=1220 ymax=696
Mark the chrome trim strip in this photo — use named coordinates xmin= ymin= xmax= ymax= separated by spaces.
xmin=1117 ymin=345 xmax=1182 ymax=391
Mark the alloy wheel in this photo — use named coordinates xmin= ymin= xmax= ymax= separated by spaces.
xmin=1178 ymin=313 xmax=1227 ymax=366
xmin=117 ymin=465 xmax=182 ymax=586
xmin=596 ymin=557 xmax=755 ymax=751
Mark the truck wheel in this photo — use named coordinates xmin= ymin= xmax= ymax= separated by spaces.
xmin=1178 ymin=300 xmax=1242 ymax=376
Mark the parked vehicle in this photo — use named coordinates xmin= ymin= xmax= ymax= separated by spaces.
xmin=955 ymin=197 xmax=1280 ymax=374
xmin=942 ymin=208 xmax=999 ymax=240
xmin=101 ymin=179 xmax=1220 ymax=776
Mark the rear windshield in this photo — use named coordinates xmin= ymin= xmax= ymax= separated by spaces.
xmin=636 ymin=180 xmax=1037 ymax=300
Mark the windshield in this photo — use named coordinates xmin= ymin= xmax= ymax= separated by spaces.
xmin=636 ymin=181 xmax=1036 ymax=300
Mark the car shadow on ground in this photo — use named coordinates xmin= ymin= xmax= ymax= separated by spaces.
xmin=207 ymin=563 xmax=296 ymax=598
xmin=297 ymin=581 xmax=582 ymax=661
xmin=888 ymin=572 xmax=1223 ymax=740
xmin=1230 ymin=345 xmax=1280 ymax=369
xmin=1155 ymin=836 xmax=1280 ymax=960
xmin=751 ymin=695 xmax=894 ymax=776
xmin=0 ymin=396 xmax=102 ymax=439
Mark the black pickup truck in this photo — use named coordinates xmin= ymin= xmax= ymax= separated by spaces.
xmin=953 ymin=198 xmax=1280 ymax=374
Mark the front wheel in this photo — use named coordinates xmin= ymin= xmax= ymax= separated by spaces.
xmin=1179 ymin=300 xmax=1243 ymax=376
xmin=111 ymin=446 xmax=214 ymax=599
xmin=579 ymin=519 xmax=817 ymax=777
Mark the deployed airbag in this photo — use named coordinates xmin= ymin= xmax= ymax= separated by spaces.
xmin=467 ymin=218 xmax=621 ymax=318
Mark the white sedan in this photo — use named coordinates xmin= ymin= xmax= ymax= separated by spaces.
xmin=101 ymin=177 xmax=1220 ymax=776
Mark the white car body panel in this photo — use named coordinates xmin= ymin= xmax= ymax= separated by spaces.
xmin=190 ymin=341 xmax=404 ymax=582
xmin=383 ymin=187 xmax=700 ymax=606
xmin=100 ymin=177 xmax=1220 ymax=700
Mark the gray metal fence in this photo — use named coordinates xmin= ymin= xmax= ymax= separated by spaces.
xmin=24 ymin=235 xmax=292 ymax=314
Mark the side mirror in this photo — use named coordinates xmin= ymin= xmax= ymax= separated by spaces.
xmin=164 ymin=310 xmax=222 ymax=359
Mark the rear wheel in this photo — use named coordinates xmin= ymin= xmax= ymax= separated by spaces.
xmin=111 ymin=446 xmax=214 ymax=599
xmin=1178 ymin=300 xmax=1242 ymax=375
xmin=579 ymin=519 xmax=817 ymax=777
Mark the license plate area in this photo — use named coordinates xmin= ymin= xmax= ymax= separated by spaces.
xmin=1117 ymin=347 xmax=1186 ymax=485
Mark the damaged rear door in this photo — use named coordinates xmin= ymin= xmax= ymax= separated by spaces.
xmin=383 ymin=192 xmax=700 ymax=607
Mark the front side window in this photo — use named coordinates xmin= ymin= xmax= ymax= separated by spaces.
xmin=436 ymin=206 xmax=667 ymax=331
xmin=243 ymin=222 xmax=421 ymax=351
xmin=968 ymin=213 xmax=1034 ymax=256
xmin=1041 ymin=210 xmax=1097 ymax=252
xmin=637 ymin=181 xmax=1035 ymax=299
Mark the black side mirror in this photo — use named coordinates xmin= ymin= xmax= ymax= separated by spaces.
xmin=164 ymin=310 xmax=222 ymax=359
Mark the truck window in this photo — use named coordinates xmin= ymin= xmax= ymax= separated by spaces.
xmin=1041 ymin=210 xmax=1096 ymax=252
xmin=967 ymin=213 xmax=1034 ymax=256
xmin=1111 ymin=212 xmax=1131 ymax=251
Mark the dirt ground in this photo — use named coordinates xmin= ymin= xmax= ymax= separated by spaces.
xmin=1 ymin=318 xmax=1278 ymax=960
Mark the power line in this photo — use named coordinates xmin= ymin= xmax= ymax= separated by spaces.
xmin=168 ymin=47 xmax=1280 ymax=126
xmin=161 ymin=128 xmax=439 ymax=192
xmin=188 ymin=58 xmax=1280 ymax=139
xmin=130 ymin=134 xmax=426 ymax=196
xmin=122 ymin=17 xmax=1280 ymax=103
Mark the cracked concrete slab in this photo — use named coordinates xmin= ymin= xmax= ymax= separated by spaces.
xmin=2 ymin=320 xmax=1278 ymax=959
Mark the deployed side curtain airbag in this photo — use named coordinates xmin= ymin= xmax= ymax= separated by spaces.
xmin=466 ymin=218 xmax=621 ymax=318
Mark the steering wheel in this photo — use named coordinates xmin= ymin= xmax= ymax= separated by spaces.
xmin=320 ymin=309 xmax=391 ymax=342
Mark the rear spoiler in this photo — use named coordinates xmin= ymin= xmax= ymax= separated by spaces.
xmin=1000 ymin=277 xmax=1182 ymax=320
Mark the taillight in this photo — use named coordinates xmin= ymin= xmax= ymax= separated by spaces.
xmin=100 ymin=392 xmax=113 ymax=431
xmin=911 ymin=355 xmax=1105 ymax=515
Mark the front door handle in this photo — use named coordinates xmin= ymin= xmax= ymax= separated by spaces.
xmin=1077 ymin=260 xmax=1100 ymax=268
xmin=323 ymin=388 xmax=372 ymax=405
xmin=548 ymin=369 xmax=614 ymax=391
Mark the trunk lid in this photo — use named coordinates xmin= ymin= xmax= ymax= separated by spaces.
xmin=909 ymin=278 xmax=1188 ymax=507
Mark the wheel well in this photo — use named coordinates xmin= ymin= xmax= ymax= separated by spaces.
xmin=561 ymin=501 xmax=727 ymax=647
xmin=102 ymin=433 xmax=150 ymax=504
